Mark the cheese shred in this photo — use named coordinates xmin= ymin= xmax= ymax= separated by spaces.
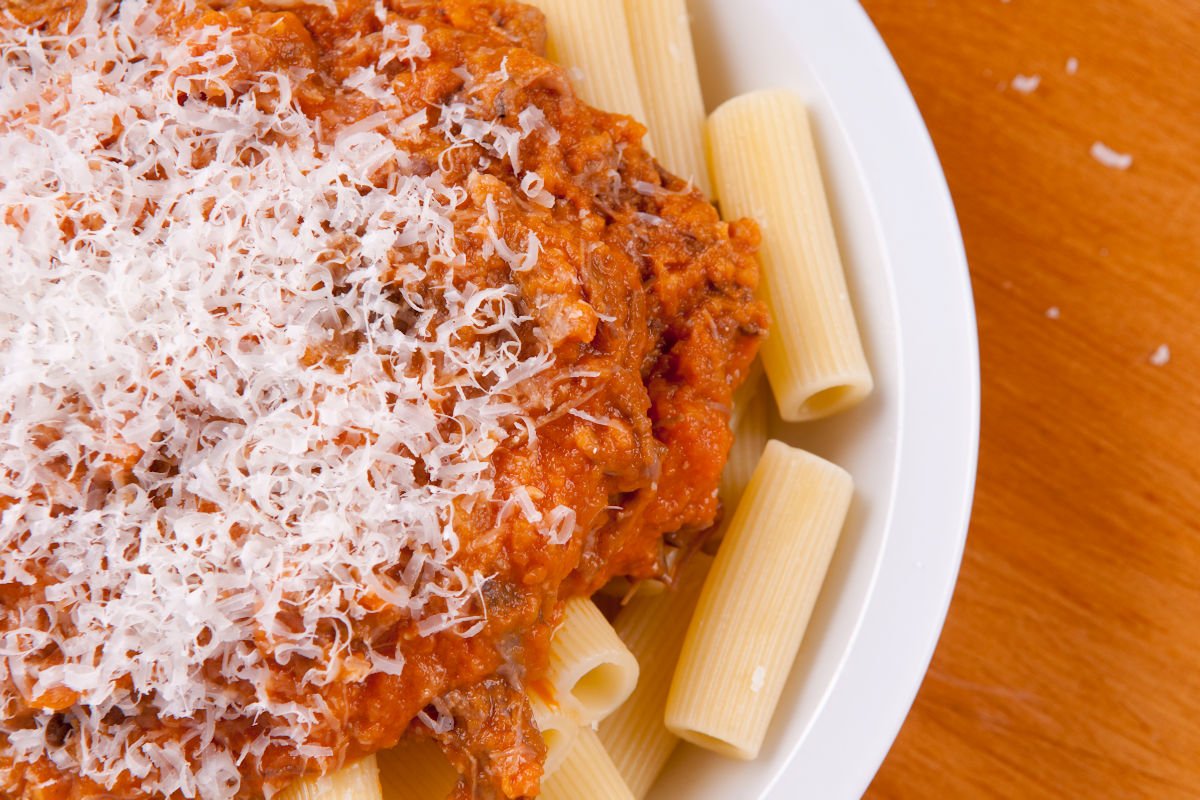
xmin=0 ymin=1 xmax=555 ymax=795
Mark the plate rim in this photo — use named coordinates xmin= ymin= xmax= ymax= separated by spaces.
xmin=760 ymin=2 xmax=980 ymax=796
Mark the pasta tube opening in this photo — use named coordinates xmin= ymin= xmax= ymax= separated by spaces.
xmin=376 ymin=740 xmax=457 ymax=800
xmin=547 ymin=597 xmax=640 ymax=723
xmin=801 ymin=382 xmax=864 ymax=419
xmin=529 ymin=690 xmax=581 ymax=778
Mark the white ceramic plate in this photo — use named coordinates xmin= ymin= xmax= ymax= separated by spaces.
xmin=647 ymin=2 xmax=980 ymax=798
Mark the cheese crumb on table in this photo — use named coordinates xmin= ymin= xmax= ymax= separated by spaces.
xmin=1091 ymin=141 xmax=1134 ymax=170
xmin=1011 ymin=74 xmax=1042 ymax=93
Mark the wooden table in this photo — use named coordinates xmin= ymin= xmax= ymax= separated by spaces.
xmin=858 ymin=2 xmax=1200 ymax=798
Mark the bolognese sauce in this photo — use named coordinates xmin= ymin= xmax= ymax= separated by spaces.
xmin=0 ymin=1 xmax=765 ymax=798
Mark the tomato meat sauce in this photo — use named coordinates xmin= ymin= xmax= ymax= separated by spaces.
xmin=0 ymin=1 xmax=765 ymax=798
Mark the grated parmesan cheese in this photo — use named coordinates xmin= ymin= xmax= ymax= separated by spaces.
xmin=1091 ymin=141 xmax=1134 ymax=170
xmin=0 ymin=1 xmax=561 ymax=796
xmin=1010 ymin=74 xmax=1041 ymax=94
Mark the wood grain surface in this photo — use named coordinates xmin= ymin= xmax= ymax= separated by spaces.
xmin=857 ymin=1 xmax=1200 ymax=798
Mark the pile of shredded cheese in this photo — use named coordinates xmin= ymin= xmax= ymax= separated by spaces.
xmin=0 ymin=1 xmax=560 ymax=795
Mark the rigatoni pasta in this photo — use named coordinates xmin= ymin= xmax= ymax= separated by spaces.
xmin=599 ymin=554 xmax=713 ymax=799
xmin=719 ymin=388 xmax=770 ymax=519
xmin=624 ymin=0 xmax=712 ymax=196
xmin=546 ymin=596 xmax=641 ymax=723
xmin=708 ymin=90 xmax=874 ymax=422
xmin=522 ymin=0 xmax=650 ymax=139
xmin=278 ymin=756 xmax=383 ymax=800
xmin=376 ymin=740 xmax=457 ymax=800
xmin=664 ymin=440 xmax=854 ymax=759
xmin=528 ymin=689 xmax=582 ymax=777
xmin=374 ymin=692 xmax=577 ymax=800
xmin=540 ymin=727 xmax=636 ymax=800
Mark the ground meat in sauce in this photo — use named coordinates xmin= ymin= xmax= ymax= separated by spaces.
xmin=0 ymin=1 xmax=766 ymax=798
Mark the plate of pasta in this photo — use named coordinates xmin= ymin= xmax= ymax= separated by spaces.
xmin=0 ymin=0 xmax=976 ymax=799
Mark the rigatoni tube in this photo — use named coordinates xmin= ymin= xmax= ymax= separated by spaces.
xmin=546 ymin=596 xmax=640 ymax=723
xmin=527 ymin=688 xmax=581 ymax=778
xmin=540 ymin=726 xmax=635 ymax=800
xmin=708 ymin=90 xmax=873 ymax=421
xmin=278 ymin=755 xmax=383 ymax=800
xmin=523 ymin=0 xmax=650 ymax=142
xmin=376 ymin=740 xmax=457 ymax=800
xmin=599 ymin=554 xmax=713 ymax=799
xmin=664 ymin=440 xmax=853 ymax=759
xmin=624 ymin=0 xmax=712 ymax=195
xmin=719 ymin=388 xmax=770 ymax=519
